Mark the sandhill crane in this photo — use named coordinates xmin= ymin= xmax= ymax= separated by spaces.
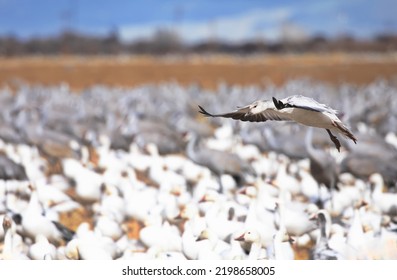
xmin=341 ymin=153 xmax=397 ymax=188
xmin=0 ymin=154 xmax=28 ymax=181
xmin=186 ymin=133 xmax=255 ymax=192
xmin=131 ymin=118 xmax=186 ymax=155
xmin=263 ymin=126 xmax=307 ymax=159
xmin=13 ymin=105 xmax=82 ymax=160
xmin=305 ymin=127 xmax=339 ymax=206
xmin=199 ymin=95 xmax=357 ymax=151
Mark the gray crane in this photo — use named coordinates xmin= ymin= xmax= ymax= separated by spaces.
xmin=0 ymin=153 xmax=28 ymax=181
xmin=186 ymin=133 xmax=255 ymax=192
xmin=305 ymin=127 xmax=339 ymax=207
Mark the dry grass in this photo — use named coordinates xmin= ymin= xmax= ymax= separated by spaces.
xmin=1 ymin=53 xmax=397 ymax=90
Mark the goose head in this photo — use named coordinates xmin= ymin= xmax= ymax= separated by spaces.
xmin=369 ymin=173 xmax=384 ymax=193
xmin=235 ymin=230 xmax=261 ymax=244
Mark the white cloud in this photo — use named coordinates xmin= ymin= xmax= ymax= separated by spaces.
xmin=119 ymin=7 xmax=294 ymax=43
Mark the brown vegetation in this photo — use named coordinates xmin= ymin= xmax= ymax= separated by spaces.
xmin=1 ymin=53 xmax=397 ymax=90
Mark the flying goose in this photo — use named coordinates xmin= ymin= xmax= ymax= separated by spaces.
xmin=199 ymin=95 xmax=357 ymax=151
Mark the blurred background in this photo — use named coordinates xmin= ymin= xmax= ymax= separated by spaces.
xmin=1 ymin=0 xmax=397 ymax=54
xmin=1 ymin=0 xmax=397 ymax=88
xmin=0 ymin=0 xmax=397 ymax=88
xmin=0 ymin=0 xmax=397 ymax=260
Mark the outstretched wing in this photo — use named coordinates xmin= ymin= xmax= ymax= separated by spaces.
xmin=280 ymin=95 xmax=338 ymax=115
xmin=198 ymin=100 xmax=291 ymax=123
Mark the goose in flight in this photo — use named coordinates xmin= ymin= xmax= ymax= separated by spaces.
xmin=198 ymin=95 xmax=357 ymax=151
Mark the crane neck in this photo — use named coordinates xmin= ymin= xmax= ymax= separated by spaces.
xmin=186 ymin=133 xmax=200 ymax=161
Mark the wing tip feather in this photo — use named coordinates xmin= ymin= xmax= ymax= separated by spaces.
xmin=198 ymin=105 xmax=213 ymax=117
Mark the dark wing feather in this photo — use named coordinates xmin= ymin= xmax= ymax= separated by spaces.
xmin=198 ymin=102 xmax=291 ymax=123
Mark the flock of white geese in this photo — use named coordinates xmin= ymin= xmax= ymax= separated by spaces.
xmin=0 ymin=79 xmax=396 ymax=260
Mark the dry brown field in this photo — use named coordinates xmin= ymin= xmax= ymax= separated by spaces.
xmin=1 ymin=53 xmax=397 ymax=90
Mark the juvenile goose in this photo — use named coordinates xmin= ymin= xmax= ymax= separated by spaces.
xmin=312 ymin=210 xmax=340 ymax=260
xmin=199 ymin=95 xmax=357 ymax=151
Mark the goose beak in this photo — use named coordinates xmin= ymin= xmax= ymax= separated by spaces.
xmin=196 ymin=235 xmax=204 ymax=242
xmin=198 ymin=195 xmax=207 ymax=203
xmin=266 ymin=179 xmax=279 ymax=188
xmin=174 ymin=213 xmax=183 ymax=220
xmin=238 ymin=187 xmax=248 ymax=195
xmin=309 ymin=213 xmax=317 ymax=221
xmin=196 ymin=230 xmax=209 ymax=241
xmin=235 ymin=233 xmax=245 ymax=242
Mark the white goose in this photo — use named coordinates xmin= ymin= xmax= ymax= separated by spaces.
xmin=369 ymin=173 xmax=397 ymax=216
xmin=235 ymin=229 xmax=268 ymax=260
xmin=28 ymin=234 xmax=57 ymax=260
xmin=199 ymin=95 xmax=357 ymax=151
xmin=1 ymin=215 xmax=29 ymax=260
xmin=17 ymin=185 xmax=74 ymax=245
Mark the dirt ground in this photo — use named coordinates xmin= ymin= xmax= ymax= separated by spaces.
xmin=1 ymin=53 xmax=397 ymax=90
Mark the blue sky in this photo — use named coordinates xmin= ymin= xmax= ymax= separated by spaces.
xmin=0 ymin=0 xmax=395 ymax=42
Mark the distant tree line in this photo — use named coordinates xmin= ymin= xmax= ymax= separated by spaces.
xmin=1 ymin=28 xmax=397 ymax=56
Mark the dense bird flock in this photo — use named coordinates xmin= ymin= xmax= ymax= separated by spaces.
xmin=0 ymin=78 xmax=397 ymax=260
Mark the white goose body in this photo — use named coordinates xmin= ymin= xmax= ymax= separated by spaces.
xmin=199 ymin=95 xmax=357 ymax=151
xmin=284 ymin=106 xmax=335 ymax=128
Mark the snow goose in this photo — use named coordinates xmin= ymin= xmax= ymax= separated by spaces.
xmin=181 ymin=221 xmax=201 ymax=260
xmin=345 ymin=206 xmax=371 ymax=259
xmin=95 ymin=183 xmax=125 ymax=224
xmin=240 ymin=188 xmax=277 ymax=250
xmin=298 ymin=169 xmax=321 ymax=203
xmin=139 ymin=221 xmax=182 ymax=253
xmin=199 ymin=191 xmax=245 ymax=241
xmin=271 ymin=155 xmax=301 ymax=195
xmin=175 ymin=205 xmax=206 ymax=259
xmin=369 ymin=173 xmax=397 ymax=216
xmin=199 ymin=95 xmax=357 ymax=151
xmin=14 ymin=185 xmax=74 ymax=245
xmin=179 ymin=208 xmax=226 ymax=260
xmin=1 ymin=215 xmax=29 ymax=260
xmin=122 ymin=184 xmax=158 ymax=223
xmin=176 ymin=203 xmax=206 ymax=236
xmin=65 ymin=223 xmax=118 ymax=260
xmin=195 ymin=229 xmax=229 ymax=260
xmin=62 ymin=158 xmax=104 ymax=202
xmin=28 ymin=234 xmax=57 ymax=260
xmin=325 ymin=183 xmax=363 ymax=217
xmin=269 ymin=218 xmax=295 ymax=260
xmin=235 ymin=229 xmax=268 ymax=260
xmin=275 ymin=192 xmax=318 ymax=238
xmin=95 ymin=214 xmax=124 ymax=241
